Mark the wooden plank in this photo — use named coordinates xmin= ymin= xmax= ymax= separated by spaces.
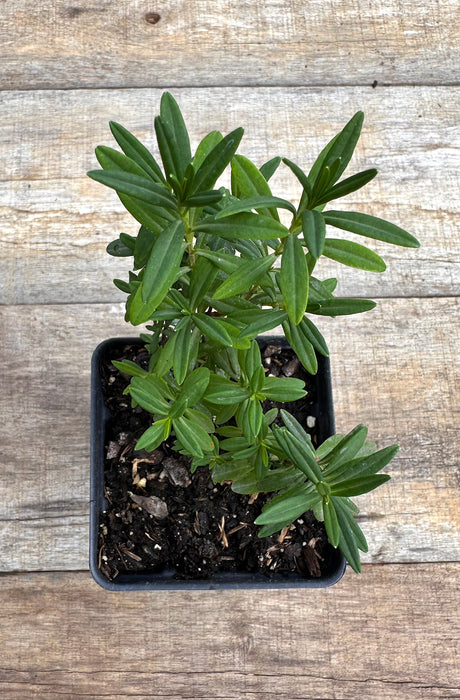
xmin=0 ymin=565 xmax=458 ymax=699
xmin=0 ymin=299 xmax=458 ymax=572
xmin=1 ymin=86 xmax=458 ymax=304
xmin=1 ymin=0 xmax=458 ymax=90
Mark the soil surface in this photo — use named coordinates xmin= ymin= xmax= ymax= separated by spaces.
xmin=98 ymin=341 xmax=338 ymax=581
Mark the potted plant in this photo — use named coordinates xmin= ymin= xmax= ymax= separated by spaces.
xmin=88 ymin=93 xmax=419 ymax=590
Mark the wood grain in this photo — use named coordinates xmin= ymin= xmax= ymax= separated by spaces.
xmin=0 ymin=565 xmax=458 ymax=699
xmin=0 ymin=299 xmax=458 ymax=572
xmin=1 ymin=0 xmax=458 ymax=90
xmin=1 ymin=86 xmax=458 ymax=304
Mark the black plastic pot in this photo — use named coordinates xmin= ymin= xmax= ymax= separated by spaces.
xmin=90 ymin=337 xmax=346 ymax=590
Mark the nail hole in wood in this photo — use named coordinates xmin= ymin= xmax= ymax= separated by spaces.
xmin=145 ymin=12 xmax=161 ymax=25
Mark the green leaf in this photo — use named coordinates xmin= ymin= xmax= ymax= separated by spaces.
xmin=142 ymin=220 xmax=185 ymax=305
xmin=324 ymin=211 xmax=420 ymax=248
xmin=274 ymin=427 xmax=323 ymax=482
xmin=231 ymin=155 xmax=280 ymax=220
xmin=109 ymin=121 xmax=165 ymax=183
xmin=216 ymin=195 xmax=296 ymax=218
xmin=196 ymin=212 xmax=289 ymax=241
xmin=282 ymin=318 xmax=318 ymax=374
xmin=326 ymin=444 xmax=399 ymax=482
xmin=280 ymin=409 xmax=313 ymax=446
xmin=190 ymin=128 xmax=244 ymax=194
xmin=114 ymin=278 xmax=131 ymax=293
xmin=309 ymin=112 xmax=364 ymax=188
xmin=299 ymin=316 xmax=329 ymax=357
xmin=318 ymin=424 xmax=368 ymax=470
xmin=106 ymin=238 xmax=133 ymax=257
xmin=157 ymin=92 xmax=191 ymax=182
xmin=192 ymin=131 xmax=223 ymax=170
xmin=129 ymin=376 xmax=171 ymax=416
xmin=331 ymin=474 xmax=391 ymax=497
xmin=135 ymin=420 xmax=170 ymax=451
xmin=315 ymin=169 xmax=378 ymax=206
xmin=282 ymin=158 xmax=312 ymax=200
xmin=182 ymin=190 xmax=224 ymax=207
xmin=87 ymin=169 xmax=177 ymax=209
xmin=334 ymin=497 xmax=368 ymax=553
xmin=183 ymin=408 xmax=215 ymax=434
xmin=133 ymin=226 xmax=156 ymax=269
xmin=117 ymin=193 xmax=176 ymax=233
xmin=194 ymin=313 xmax=233 ymax=346
xmin=262 ymin=376 xmax=306 ymax=402
xmin=95 ymin=145 xmax=152 ymax=180
xmin=323 ymin=498 xmax=340 ymax=547
xmin=260 ymin=156 xmax=282 ymax=181
xmin=172 ymin=415 xmax=214 ymax=457
xmin=301 ymin=210 xmax=326 ymax=259
xmin=238 ymin=309 xmax=288 ymax=339
xmin=205 ymin=375 xmax=250 ymax=404
xmin=173 ymin=319 xmax=199 ymax=384
xmin=333 ymin=497 xmax=366 ymax=572
xmin=255 ymin=484 xmax=320 ymax=526
xmin=112 ymin=359 xmax=147 ymax=378
xmin=195 ymin=248 xmax=240 ymax=275
xmin=310 ymin=298 xmax=376 ymax=317
xmin=213 ymin=254 xmax=276 ymax=301
xmin=323 ymin=238 xmax=386 ymax=272
xmin=189 ymin=256 xmax=219 ymax=308
xmin=280 ymin=234 xmax=309 ymax=325
xmin=169 ymin=367 xmax=211 ymax=418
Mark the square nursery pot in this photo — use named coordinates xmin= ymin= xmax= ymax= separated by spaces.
xmin=90 ymin=336 xmax=346 ymax=590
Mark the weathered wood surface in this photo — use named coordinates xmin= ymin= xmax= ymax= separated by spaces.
xmin=0 ymin=565 xmax=458 ymax=699
xmin=0 ymin=299 xmax=458 ymax=572
xmin=1 ymin=0 xmax=458 ymax=90
xmin=1 ymin=86 xmax=458 ymax=304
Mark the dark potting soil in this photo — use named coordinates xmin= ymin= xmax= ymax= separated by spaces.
xmin=98 ymin=341 xmax=337 ymax=582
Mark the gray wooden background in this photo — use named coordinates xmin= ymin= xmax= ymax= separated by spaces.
xmin=0 ymin=1 xmax=459 ymax=698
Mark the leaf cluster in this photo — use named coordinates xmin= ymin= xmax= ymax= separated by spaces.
xmin=88 ymin=93 xmax=419 ymax=572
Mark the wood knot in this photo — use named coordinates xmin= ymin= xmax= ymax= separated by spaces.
xmin=145 ymin=11 xmax=161 ymax=25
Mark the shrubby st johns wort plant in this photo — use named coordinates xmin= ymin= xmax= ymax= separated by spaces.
xmin=88 ymin=93 xmax=419 ymax=573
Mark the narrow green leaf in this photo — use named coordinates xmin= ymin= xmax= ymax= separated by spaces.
xmin=301 ymin=210 xmax=326 ymax=259
xmin=142 ymin=220 xmax=185 ymax=306
xmin=324 ymin=210 xmax=420 ymax=248
xmin=282 ymin=319 xmax=318 ymax=374
xmin=216 ymin=195 xmax=296 ymax=219
xmin=192 ymin=131 xmax=223 ymax=170
xmin=231 ymin=154 xmax=281 ymax=220
xmin=205 ymin=375 xmax=250 ymax=404
xmin=238 ymin=309 xmax=288 ymax=339
xmin=112 ymin=359 xmax=147 ymax=378
xmin=135 ymin=420 xmax=169 ymax=451
xmin=330 ymin=474 xmax=391 ymax=497
xmin=280 ymin=409 xmax=314 ymax=447
xmin=299 ymin=316 xmax=329 ymax=357
xmin=129 ymin=376 xmax=171 ymax=415
xmin=318 ymin=424 xmax=368 ymax=470
xmin=173 ymin=415 xmax=214 ymax=457
xmin=255 ymin=484 xmax=320 ymax=526
xmin=189 ymin=255 xmax=219 ymax=308
xmin=309 ymin=112 xmax=364 ymax=187
xmin=87 ymin=169 xmax=177 ymax=209
xmin=333 ymin=497 xmax=368 ymax=553
xmin=195 ymin=248 xmax=240 ymax=275
xmin=196 ymin=212 xmax=290 ymax=241
xmin=169 ymin=367 xmax=211 ymax=418
xmin=310 ymin=298 xmax=376 ymax=317
xmin=323 ymin=238 xmax=386 ymax=272
xmin=280 ymin=234 xmax=309 ymax=325
xmin=282 ymin=158 xmax=312 ymax=200
xmin=273 ymin=427 xmax=322 ymax=483
xmin=323 ymin=498 xmax=340 ymax=547
xmin=326 ymin=444 xmax=398 ymax=483
xmin=158 ymin=92 xmax=191 ymax=182
xmin=182 ymin=190 xmax=223 ymax=207
xmin=109 ymin=121 xmax=165 ymax=182
xmin=190 ymin=127 xmax=244 ymax=194
xmin=117 ymin=193 xmax=176 ymax=233
xmin=95 ymin=145 xmax=151 ymax=180
xmin=260 ymin=156 xmax=282 ymax=181
xmin=194 ymin=313 xmax=233 ymax=346
xmin=262 ymin=376 xmax=306 ymax=402
xmin=173 ymin=319 xmax=197 ymax=385
xmin=316 ymin=168 xmax=378 ymax=206
xmin=213 ymin=254 xmax=276 ymax=301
